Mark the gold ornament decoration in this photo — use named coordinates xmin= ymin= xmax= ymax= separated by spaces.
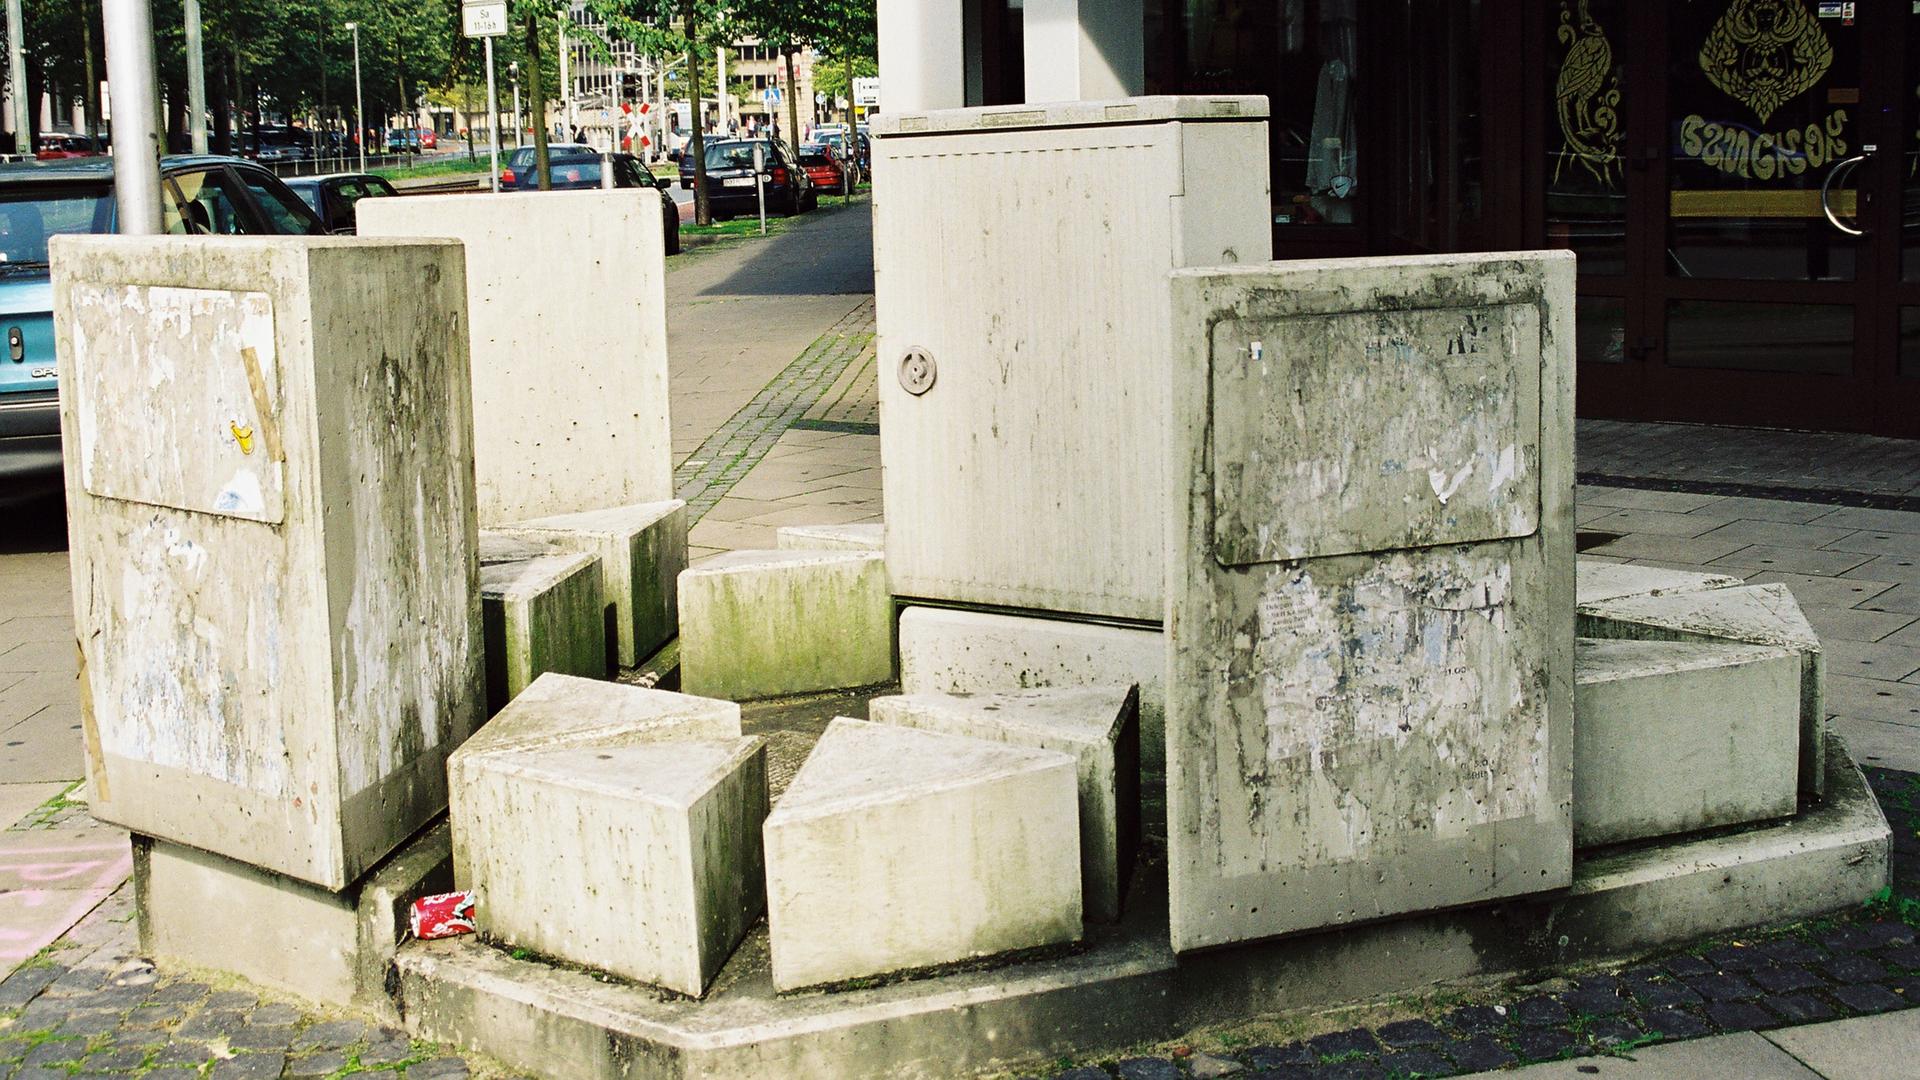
xmin=1698 ymin=0 xmax=1833 ymax=124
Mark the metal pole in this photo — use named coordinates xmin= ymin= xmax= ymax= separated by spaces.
xmin=485 ymin=36 xmax=500 ymax=192
xmin=509 ymin=62 xmax=520 ymax=147
xmin=101 ymin=0 xmax=162 ymax=233
xmin=6 ymin=0 xmax=29 ymax=155
xmin=346 ymin=22 xmax=364 ymax=172
xmin=715 ymin=45 xmax=726 ymax=134
xmin=752 ymin=140 xmax=765 ymax=235
xmin=183 ymin=0 xmax=206 ymax=153
xmin=557 ymin=13 xmax=570 ymax=139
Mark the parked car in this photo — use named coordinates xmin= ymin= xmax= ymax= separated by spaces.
xmin=500 ymin=145 xmax=682 ymax=256
xmin=387 ymin=129 xmax=422 ymax=154
xmin=0 ymin=156 xmax=325 ymax=504
xmin=676 ymin=138 xmax=815 ymax=219
xmin=816 ymin=130 xmax=867 ymax=181
xmin=420 ymin=129 xmax=439 ymax=151
xmin=797 ymin=143 xmax=846 ymax=194
xmin=34 ymin=134 xmax=100 ymax=161
xmin=283 ymin=172 xmax=398 ymax=234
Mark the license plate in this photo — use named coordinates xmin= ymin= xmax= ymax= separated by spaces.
xmin=723 ymin=177 xmax=755 ymax=188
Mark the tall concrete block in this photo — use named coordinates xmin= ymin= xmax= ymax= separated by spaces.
xmin=1574 ymin=638 xmax=1801 ymax=847
xmin=1167 ymin=252 xmax=1577 ymax=951
xmin=678 ymin=550 xmax=893 ymax=700
xmin=449 ymin=674 xmax=755 ymax=996
xmin=496 ymin=500 xmax=687 ymax=668
xmin=1578 ymin=583 xmax=1826 ymax=797
xmin=1574 ymin=559 xmax=1742 ymax=606
xmin=873 ymin=98 xmax=1272 ymax=621
xmin=764 ymin=719 xmax=1082 ymax=991
xmin=479 ymin=539 xmax=606 ymax=714
xmin=51 ymin=235 xmax=482 ymax=891
xmin=358 ymin=191 xmax=672 ymax=525
xmin=868 ymin=686 xmax=1139 ymax=921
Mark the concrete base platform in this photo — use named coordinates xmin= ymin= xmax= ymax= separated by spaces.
xmin=389 ymin=737 xmax=1888 ymax=1080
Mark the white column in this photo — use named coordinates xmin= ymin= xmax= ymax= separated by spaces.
xmin=1023 ymin=0 xmax=1145 ymax=104
xmin=878 ymin=0 xmax=967 ymax=112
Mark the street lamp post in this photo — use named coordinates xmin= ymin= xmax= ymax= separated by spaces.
xmin=101 ymin=0 xmax=162 ymax=233
xmin=183 ymin=0 xmax=207 ymax=153
xmin=344 ymin=21 xmax=364 ymax=172
xmin=483 ymin=34 xmax=499 ymax=192
xmin=509 ymin=61 xmax=521 ymax=147
xmin=6 ymin=0 xmax=30 ymax=156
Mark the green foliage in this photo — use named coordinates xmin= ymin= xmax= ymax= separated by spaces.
xmin=1864 ymin=885 xmax=1920 ymax=928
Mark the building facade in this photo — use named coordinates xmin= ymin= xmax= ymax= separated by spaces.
xmin=883 ymin=0 xmax=1920 ymax=437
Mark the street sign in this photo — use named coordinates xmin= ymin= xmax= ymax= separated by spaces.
xmin=462 ymin=1 xmax=508 ymax=38
xmin=853 ymin=77 xmax=880 ymax=107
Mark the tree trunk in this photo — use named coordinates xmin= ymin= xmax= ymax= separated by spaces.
xmin=79 ymin=0 xmax=98 ymax=150
xmin=462 ymin=63 xmax=476 ymax=161
xmin=525 ymin=12 xmax=550 ymax=189
xmin=685 ymin=10 xmax=709 ymax=225
xmin=783 ymin=47 xmax=799 ymax=154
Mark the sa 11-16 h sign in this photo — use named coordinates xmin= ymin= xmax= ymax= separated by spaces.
xmin=463 ymin=0 xmax=508 ymax=38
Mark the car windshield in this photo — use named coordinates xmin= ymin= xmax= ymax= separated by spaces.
xmin=704 ymin=142 xmax=762 ymax=169
xmin=0 ymin=187 xmax=108 ymax=265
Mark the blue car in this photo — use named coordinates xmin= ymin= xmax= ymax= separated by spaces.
xmin=0 ymin=155 xmax=325 ymax=504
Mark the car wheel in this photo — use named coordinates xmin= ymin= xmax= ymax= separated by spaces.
xmin=803 ymin=189 xmax=818 ymax=212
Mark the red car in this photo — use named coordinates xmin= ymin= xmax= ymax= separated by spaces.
xmin=420 ymin=128 xmax=439 ymax=151
xmin=797 ymin=143 xmax=846 ymax=194
xmin=35 ymin=134 xmax=100 ymax=160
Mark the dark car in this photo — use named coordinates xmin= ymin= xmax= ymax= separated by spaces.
xmin=676 ymin=138 xmax=814 ymax=219
xmin=0 ymin=156 xmax=325 ymax=504
xmin=501 ymin=145 xmax=682 ymax=255
xmin=283 ymin=173 xmax=398 ymax=234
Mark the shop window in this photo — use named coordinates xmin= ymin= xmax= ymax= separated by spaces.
xmin=1667 ymin=300 xmax=1851 ymax=375
xmin=1544 ymin=0 xmax=1627 ymax=277
xmin=1576 ymin=296 xmax=1627 ymax=364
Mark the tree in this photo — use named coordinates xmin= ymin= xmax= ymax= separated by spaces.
xmin=733 ymin=0 xmax=873 ymax=154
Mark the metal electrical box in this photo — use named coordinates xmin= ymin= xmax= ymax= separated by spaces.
xmin=52 ymin=235 xmax=484 ymax=891
xmin=872 ymin=97 xmax=1273 ymax=623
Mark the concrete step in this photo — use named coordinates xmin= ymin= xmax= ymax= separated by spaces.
xmin=478 ymin=532 xmax=608 ymax=713
xmin=677 ymin=549 xmax=892 ymax=700
xmin=495 ymin=499 xmax=689 ymax=668
xmin=774 ymin=522 xmax=884 ymax=551
xmin=1574 ymin=557 xmax=1743 ymax=605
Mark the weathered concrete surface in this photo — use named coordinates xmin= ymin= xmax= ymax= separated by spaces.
xmin=762 ymin=718 xmax=1081 ymax=992
xmin=359 ymin=191 xmax=673 ymax=525
xmin=1574 ymin=558 xmax=1743 ymax=606
xmin=775 ymin=523 xmax=885 ymax=552
xmin=1165 ymin=252 xmax=1577 ymax=952
xmin=135 ymin=818 xmax=453 ymax=1019
xmin=51 ymin=235 xmax=483 ymax=890
xmin=678 ymin=550 xmax=892 ymax=701
xmin=454 ymin=673 xmax=742 ymax=763
xmin=867 ymin=686 xmax=1139 ymax=922
xmin=480 ymin=542 xmax=606 ymax=714
xmin=497 ymin=500 xmax=688 ymax=668
xmin=1578 ymin=582 xmax=1826 ymax=797
xmin=896 ymin=606 xmax=1167 ymax=835
xmin=455 ymin=736 xmax=768 ymax=997
xmin=392 ymin=740 xmax=1886 ymax=1080
xmin=1573 ymin=638 xmax=1800 ymax=847
xmin=874 ymin=97 xmax=1273 ymax=621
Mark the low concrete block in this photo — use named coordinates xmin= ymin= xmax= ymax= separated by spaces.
xmin=1579 ymin=583 xmax=1826 ymax=796
xmin=775 ymin=523 xmax=885 ymax=551
xmin=868 ymin=686 xmax=1139 ymax=921
xmin=764 ymin=718 xmax=1081 ymax=992
xmin=1574 ymin=559 xmax=1743 ymax=606
xmin=897 ymin=606 xmax=1167 ymax=835
xmin=1573 ymin=638 xmax=1800 ymax=847
xmin=480 ymin=534 xmax=607 ymax=713
xmin=136 ymin=819 xmax=453 ymax=1020
xmin=456 ymin=736 xmax=768 ymax=997
xmin=678 ymin=550 xmax=892 ymax=700
xmin=496 ymin=500 xmax=688 ymax=668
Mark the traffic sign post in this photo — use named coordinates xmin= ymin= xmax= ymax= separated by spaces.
xmin=463 ymin=0 xmax=508 ymax=193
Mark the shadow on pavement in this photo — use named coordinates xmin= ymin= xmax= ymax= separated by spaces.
xmin=697 ymin=201 xmax=874 ymax=299
xmin=1 ymin=494 xmax=68 ymax=554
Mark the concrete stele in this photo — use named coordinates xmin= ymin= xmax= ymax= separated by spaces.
xmin=678 ymin=549 xmax=893 ymax=701
xmin=1578 ymin=582 xmax=1826 ymax=796
xmin=774 ymin=522 xmax=885 ymax=552
xmin=868 ymin=686 xmax=1140 ymax=922
xmin=449 ymin=675 xmax=757 ymax=997
xmin=495 ymin=499 xmax=688 ymax=668
xmin=358 ymin=190 xmax=672 ymax=525
xmin=1573 ymin=558 xmax=1744 ymax=606
xmin=1573 ymin=638 xmax=1800 ymax=847
xmin=51 ymin=234 xmax=482 ymax=891
xmin=1166 ymin=252 xmax=1577 ymax=952
xmin=480 ymin=539 xmax=607 ymax=715
xmin=763 ymin=718 xmax=1082 ymax=992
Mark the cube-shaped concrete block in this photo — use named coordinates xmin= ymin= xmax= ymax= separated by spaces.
xmin=1574 ymin=638 xmax=1801 ymax=847
xmin=497 ymin=500 xmax=688 ymax=668
xmin=359 ymin=191 xmax=673 ymax=525
xmin=455 ymin=737 xmax=768 ymax=997
xmin=678 ymin=550 xmax=893 ymax=700
xmin=764 ymin=718 xmax=1081 ymax=992
xmin=51 ymin=235 xmax=482 ymax=890
xmin=775 ymin=523 xmax=885 ymax=552
xmin=868 ymin=686 xmax=1139 ymax=921
xmin=1575 ymin=559 xmax=1743 ymax=606
xmin=454 ymin=673 xmax=742 ymax=765
xmin=480 ymin=539 xmax=607 ymax=714
xmin=1579 ymin=583 xmax=1825 ymax=796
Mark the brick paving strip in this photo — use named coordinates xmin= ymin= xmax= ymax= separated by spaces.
xmin=671 ymin=299 xmax=877 ymax=524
